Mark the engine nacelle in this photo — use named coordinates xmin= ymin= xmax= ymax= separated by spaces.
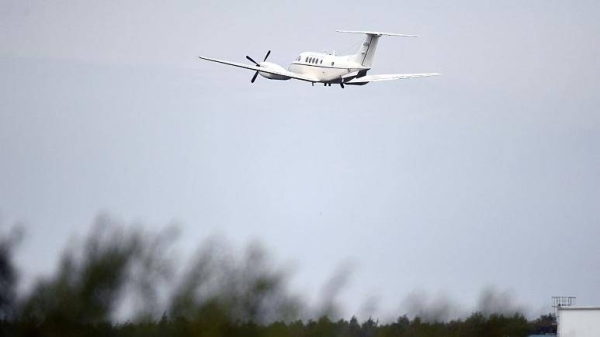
xmin=258 ymin=62 xmax=291 ymax=80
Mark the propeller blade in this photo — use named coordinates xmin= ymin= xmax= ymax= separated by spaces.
xmin=340 ymin=82 xmax=345 ymax=89
xmin=246 ymin=56 xmax=259 ymax=66
xmin=251 ymin=71 xmax=259 ymax=83
xmin=263 ymin=50 xmax=271 ymax=61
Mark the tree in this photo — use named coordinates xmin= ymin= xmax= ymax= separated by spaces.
xmin=0 ymin=227 xmax=22 ymax=320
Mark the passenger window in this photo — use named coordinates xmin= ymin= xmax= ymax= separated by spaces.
xmin=331 ymin=62 xmax=335 ymax=66
xmin=320 ymin=60 xmax=323 ymax=64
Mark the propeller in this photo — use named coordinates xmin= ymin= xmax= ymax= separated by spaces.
xmin=246 ymin=50 xmax=271 ymax=83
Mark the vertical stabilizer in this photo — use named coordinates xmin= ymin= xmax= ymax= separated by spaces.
xmin=355 ymin=34 xmax=380 ymax=67
xmin=336 ymin=30 xmax=419 ymax=68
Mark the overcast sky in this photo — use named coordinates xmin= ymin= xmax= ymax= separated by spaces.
xmin=1 ymin=0 xmax=599 ymax=319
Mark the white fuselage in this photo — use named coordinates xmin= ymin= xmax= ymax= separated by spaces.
xmin=199 ymin=31 xmax=442 ymax=87
xmin=285 ymin=52 xmax=367 ymax=82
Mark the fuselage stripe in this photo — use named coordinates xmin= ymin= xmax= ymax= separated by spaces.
xmin=290 ymin=62 xmax=365 ymax=71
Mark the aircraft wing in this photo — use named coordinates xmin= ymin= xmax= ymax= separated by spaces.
xmin=346 ymin=73 xmax=441 ymax=84
xmin=198 ymin=56 xmax=319 ymax=82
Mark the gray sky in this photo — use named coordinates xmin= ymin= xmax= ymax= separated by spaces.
xmin=1 ymin=0 xmax=600 ymax=319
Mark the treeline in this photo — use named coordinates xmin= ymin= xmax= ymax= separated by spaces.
xmin=1 ymin=312 xmax=556 ymax=337
xmin=0 ymin=216 xmax=556 ymax=337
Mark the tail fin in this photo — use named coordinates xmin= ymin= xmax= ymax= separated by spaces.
xmin=336 ymin=30 xmax=418 ymax=68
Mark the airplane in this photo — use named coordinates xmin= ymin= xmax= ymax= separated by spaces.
xmin=198 ymin=30 xmax=440 ymax=89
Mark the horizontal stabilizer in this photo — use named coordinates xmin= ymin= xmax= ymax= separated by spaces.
xmin=336 ymin=30 xmax=419 ymax=37
xmin=346 ymin=73 xmax=440 ymax=84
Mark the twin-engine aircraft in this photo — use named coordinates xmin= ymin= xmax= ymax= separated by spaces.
xmin=198 ymin=30 xmax=440 ymax=88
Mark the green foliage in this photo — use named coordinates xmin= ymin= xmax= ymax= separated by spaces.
xmin=0 ymin=226 xmax=23 ymax=321
xmin=168 ymin=241 xmax=301 ymax=327
xmin=21 ymin=224 xmax=142 ymax=325
xmin=529 ymin=314 xmax=556 ymax=335
xmin=0 ymin=219 xmax=556 ymax=337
